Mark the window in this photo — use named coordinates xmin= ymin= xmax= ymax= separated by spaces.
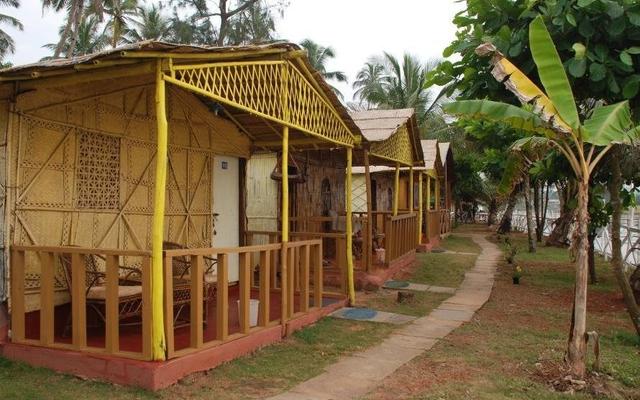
xmin=75 ymin=131 xmax=121 ymax=209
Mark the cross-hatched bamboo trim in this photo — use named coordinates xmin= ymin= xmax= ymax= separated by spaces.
xmin=165 ymin=60 xmax=356 ymax=147
xmin=369 ymin=123 xmax=413 ymax=166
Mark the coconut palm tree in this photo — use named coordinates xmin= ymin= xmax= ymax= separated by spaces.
xmin=0 ymin=0 xmax=23 ymax=62
xmin=353 ymin=52 xmax=441 ymax=125
xmin=44 ymin=15 xmax=107 ymax=57
xmin=42 ymin=0 xmax=103 ymax=58
xmin=125 ymin=4 xmax=170 ymax=43
xmin=300 ymin=39 xmax=347 ymax=98
xmin=103 ymin=0 xmax=137 ymax=47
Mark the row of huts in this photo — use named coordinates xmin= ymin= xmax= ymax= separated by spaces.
xmin=0 ymin=41 xmax=453 ymax=389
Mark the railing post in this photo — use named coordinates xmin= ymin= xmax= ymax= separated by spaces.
xmin=10 ymin=248 xmax=25 ymax=342
xmin=105 ymin=254 xmax=120 ymax=354
xmin=39 ymin=252 xmax=55 ymax=346
xmin=384 ymin=216 xmax=391 ymax=264
xmin=239 ymin=252 xmax=251 ymax=334
xmin=216 ymin=253 xmax=229 ymax=341
xmin=313 ymin=243 xmax=323 ymax=308
xmin=71 ymin=253 xmax=87 ymax=350
xmin=300 ymin=244 xmax=310 ymax=312
xmin=190 ymin=254 xmax=204 ymax=348
xmin=259 ymin=250 xmax=270 ymax=326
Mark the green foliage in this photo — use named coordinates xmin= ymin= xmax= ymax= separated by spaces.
xmin=429 ymin=0 xmax=640 ymax=113
xmin=0 ymin=0 xmax=23 ymax=61
xmin=300 ymin=39 xmax=347 ymax=98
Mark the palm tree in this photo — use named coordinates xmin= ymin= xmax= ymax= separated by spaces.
xmin=0 ymin=0 xmax=23 ymax=62
xmin=125 ymin=4 xmax=170 ymax=43
xmin=42 ymin=0 xmax=103 ymax=58
xmin=44 ymin=15 xmax=107 ymax=57
xmin=353 ymin=53 xmax=441 ymax=125
xmin=103 ymin=0 xmax=137 ymax=47
xmin=225 ymin=1 xmax=276 ymax=45
xmin=300 ymin=39 xmax=347 ymax=98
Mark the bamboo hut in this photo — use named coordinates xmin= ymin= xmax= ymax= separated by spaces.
xmin=0 ymin=41 xmax=364 ymax=389
xmin=348 ymin=109 xmax=424 ymax=277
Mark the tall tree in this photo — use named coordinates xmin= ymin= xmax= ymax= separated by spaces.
xmin=125 ymin=4 xmax=171 ymax=43
xmin=103 ymin=0 xmax=137 ymax=47
xmin=445 ymin=17 xmax=639 ymax=378
xmin=42 ymin=0 xmax=104 ymax=58
xmin=44 ymin=15 xmax=107 ymax=57
xmin=300 ymin=39 xmax=347 ymax=98
xmin=0 ymin=0 xmax=23 ymax=62
xmin=353 ymin=52 xmax=441 ymax=126
xmin=171 ymin=0 xmax=284 ymax=46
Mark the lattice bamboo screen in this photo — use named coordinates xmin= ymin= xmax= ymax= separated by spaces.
xmin=369 ymin=123 xmax=414 ymax=166
xmin=168 ymin=61 xmax=356 ymax=147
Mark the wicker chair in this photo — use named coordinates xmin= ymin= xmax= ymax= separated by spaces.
xmin=59 ymin=253 xmax=143 ymax=334
xmin=163 ymin=241 xmax=217 ymax=326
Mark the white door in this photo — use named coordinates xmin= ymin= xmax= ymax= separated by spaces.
xmin=213 ymin=156 xmax=240 ymax=282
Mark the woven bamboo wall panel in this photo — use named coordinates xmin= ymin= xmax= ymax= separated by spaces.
xmin=369 ymin=123 xmax=413 ymax=166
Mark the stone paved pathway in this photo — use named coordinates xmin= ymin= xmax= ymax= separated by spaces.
xmin=267 ymin=234 xmax=500 ymax=400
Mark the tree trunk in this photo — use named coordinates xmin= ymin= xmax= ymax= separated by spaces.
xmin=54 ymin=1 xmax=81 ymax=58
xmin=534 ymin=180 xmax=541 ymax=241
xmin=547 ymin=182 xmax=575 ymax=246
xmin=487 ymin=198 xmax=498 ymax=226
xmin=524 ymin=174 xmax=536 ymax=253
xmin=588 ymin=233 xmax=597 ymax=284
xmin=497 ymin=187 xmax=518 ymax=234
xmin=541 ymin=183 xmax=550 ymax=241
xmin=567 ymin=178 xmax=590 ymax=378
xmin=608 ymin=147 xmax=640 ymax=337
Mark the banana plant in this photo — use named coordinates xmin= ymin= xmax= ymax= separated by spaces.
xmin=444 ymin=16 xmax=639 ymax=378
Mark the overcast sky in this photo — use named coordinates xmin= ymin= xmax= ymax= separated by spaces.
xmin=4 ymin=0 xmax=464 ymax=101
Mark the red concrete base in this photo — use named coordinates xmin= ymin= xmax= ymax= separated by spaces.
xmin=355 ymin=250 xmax=417 ymax=290
xmin=0 ymin=297 xmax=346 ymax=390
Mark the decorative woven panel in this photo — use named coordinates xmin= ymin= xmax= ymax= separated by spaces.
xmin=370 ymin=123 xmax=413 ymax=166
xmin=75 ymin=131 xmax=121 ymax=209
xmin=171 ymin=61 xmax=355 ymax=147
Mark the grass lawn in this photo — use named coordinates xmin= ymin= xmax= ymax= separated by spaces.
xmin=363 ymin=231 xmax=640 ymax=400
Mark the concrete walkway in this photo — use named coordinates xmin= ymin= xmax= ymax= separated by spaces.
xmin=267 ymin=234 xmax=500 ymax=400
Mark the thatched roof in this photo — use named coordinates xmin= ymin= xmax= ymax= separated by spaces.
xmin=0 ymin=41 xmax=361 ymax=149
xmin=439 ymin=142 xmax=451 ymax=167
xmin=348 ymin=108 xmax=423 ymax=165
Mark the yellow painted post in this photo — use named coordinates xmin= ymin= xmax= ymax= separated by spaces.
xmin=151 ymin=60 xmax=167 ymax=360
xmin=417 ymin=172 xmax=423 ymax=245
xmin=427 ymin=176 xmax=432 ymax=210
xmin=345 ymin=148 xmax=356 ymax=305
xmin=393 ymin=163 xmax=399 ymax=216
xmin=280 ymin=125 xmax=289 ymax=321
xmin=409 ymin=166 xmax=414 ymax=212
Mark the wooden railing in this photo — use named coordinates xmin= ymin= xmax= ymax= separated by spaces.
xmin=10 ymin=246 xmax=153 ymax=360
xmin=426 ymin=210 xmax=440 ymax=242
xmin=384 ymin=213 xmax=417 ymax=264
xmin=162 ymin=239 xmax=323 ymax=359
xmin=439 ymin=209 xmax=452 ymax=235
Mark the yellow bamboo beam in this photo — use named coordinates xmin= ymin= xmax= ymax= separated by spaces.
xmin=417 ymin=171 xmax=423 ymax=245
xmin=151 ymin=60 xmax=167 ymax=360
xmin=435 ymin=177 xmax=441 ymax=211
xmin=363 ymin=149 xmax=373 ymax=272
xmin=393 ymin=163 xmax=400 ymax=216
xmin=409 ymin=166 xmax=414 ymax=212
xmin=427 ymin=176 xmax=431 ymax=210
xmin=345 ymin=148 xmax=355 ymax=305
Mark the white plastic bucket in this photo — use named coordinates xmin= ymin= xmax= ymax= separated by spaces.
xmin=237 ymin=299 xmax=260 ymax=327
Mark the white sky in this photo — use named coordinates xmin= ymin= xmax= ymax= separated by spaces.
xmin=4 ymin=0 xmax=464 ymax=101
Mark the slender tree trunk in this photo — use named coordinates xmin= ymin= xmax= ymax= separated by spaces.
xmin=547 ymin=182 xmax=575 ymax=246
xmin=487 ymin=198 xmax=497 ymax=226
xmin=541 ymin=182 xmax=550 ymax=240
xmin=54 ymin=1 xmax=81 ymax=58
xmin=534 ymin=180 xmax=541 ymax=241
xmin=608 ymin=148 xmax=640 ymax=337
xmin=524 ymin=174 xmax=536 ymax=253
xmin=567 ymin=178 xmax=590 ymax=378
xmin=497 ymin=187 xmax=518 ymax=234
xmin=588 ymin=233 xmax=597 ymax=284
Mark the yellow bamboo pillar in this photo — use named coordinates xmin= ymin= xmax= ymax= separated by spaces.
xmin=426 ymin=176 xmax=432 ymax=239
xmin=417 ymin=171 xmax=423 ymax=245
xmin=363 ymin=149 xmax=373 ymax=272
xmin=345 ymin=148 xmax=356 ymax=305
xmin=408 ymin=166 xmax=414 ymax=212
xmin=151 ymin=60 xmax=167 ymax=360
xmin=393 ymin=163 xmax=400 ymax=216
xmin=280 ymin=125 xmax=289 ymax=321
